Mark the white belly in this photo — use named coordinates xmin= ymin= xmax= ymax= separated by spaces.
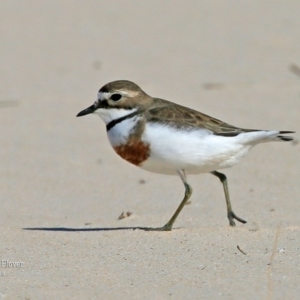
xmin=140 ymin=123 xmax=252 ymax=175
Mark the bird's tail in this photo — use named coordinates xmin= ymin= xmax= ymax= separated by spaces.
xmin=238 ymin=130 xmax=295 ymax=145
xmin=276 ymin=131 xmax=295 ymax=141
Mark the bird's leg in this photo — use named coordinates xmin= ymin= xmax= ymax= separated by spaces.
xmin=211 ymin=171 xmax=246 ymax=226
xmin=140 ymin=170 xmax=192 ymax=231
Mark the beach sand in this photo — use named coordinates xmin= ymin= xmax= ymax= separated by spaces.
xmin=0 ymin=1 xmax=299 ymax=299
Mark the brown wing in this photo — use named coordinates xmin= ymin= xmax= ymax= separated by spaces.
xmin=144 ymin=98 xmax=258 ymax=136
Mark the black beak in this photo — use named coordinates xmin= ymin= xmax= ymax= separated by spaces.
xmin=76 ymin=105 xmax=95 ymax=117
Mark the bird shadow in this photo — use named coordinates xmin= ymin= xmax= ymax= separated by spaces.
xmin=23 ymin=226 xmax=143 ymax=232
xmin=22 ymin=226 xmax=177 ymax=232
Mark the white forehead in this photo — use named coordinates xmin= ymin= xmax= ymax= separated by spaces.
xmin=98 ymin=91 xmax=109 ymax=101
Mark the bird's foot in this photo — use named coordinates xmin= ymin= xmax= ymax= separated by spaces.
xmin=228 ymin=211 xmax=247 ymax=227
xmin=137 ymin=223 xmax=173 ymax=231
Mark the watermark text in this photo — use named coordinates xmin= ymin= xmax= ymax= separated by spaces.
xmin=0 ymin=260 xmax=23 ymax=268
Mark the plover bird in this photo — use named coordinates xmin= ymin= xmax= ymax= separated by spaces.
xmin=77 ymin=80 xmax=294 ymax=231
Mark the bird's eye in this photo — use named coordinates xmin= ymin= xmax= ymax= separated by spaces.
xmin=110 ymin=93 xmax=122 ymax=101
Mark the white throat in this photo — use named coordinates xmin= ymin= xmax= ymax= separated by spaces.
xmin=94 ymin=107 xmax=137 ymax=125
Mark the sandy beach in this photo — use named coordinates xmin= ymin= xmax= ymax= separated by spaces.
xmin=0 ymin=1 xmax=299 ymax=299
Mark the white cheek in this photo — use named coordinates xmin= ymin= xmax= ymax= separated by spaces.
xmin=94 ymin=108 xmax=137 ymax=124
